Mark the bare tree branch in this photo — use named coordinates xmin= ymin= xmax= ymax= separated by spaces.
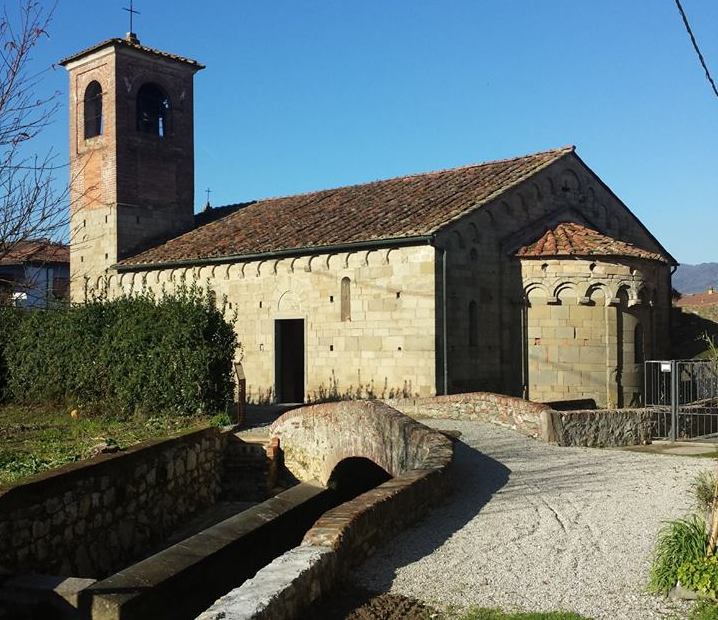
xmin=0 ymin=1 xmax=72 ymax=267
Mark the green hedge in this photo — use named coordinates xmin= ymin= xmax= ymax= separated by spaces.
xmin=0 ymin=285 xmax=238 ymax=416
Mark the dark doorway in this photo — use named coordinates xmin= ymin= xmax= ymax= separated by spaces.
xmin=275 ymin=319 xmax=304 ymax=403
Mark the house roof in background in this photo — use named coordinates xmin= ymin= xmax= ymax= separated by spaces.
xmin=675 ymin=289 xmax=718 ymax=307
xmin=120 ymin=146 xmax=574 ymax=267
xmin=0 ymin=240 xmax=69 ymax=267
xmin=516 ymin=222 xmax=667 ymax=263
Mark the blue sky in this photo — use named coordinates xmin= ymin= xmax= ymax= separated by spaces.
xmin=27 ymin=1 xmax=718 ymax=264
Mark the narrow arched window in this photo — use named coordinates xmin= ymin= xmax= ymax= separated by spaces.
xmin=469 ymin=300 xmax=478 ymax=347
xmin=341 ymin=277 xmax=351 ymax=322
xmin=634 ymin=323 xmax=644 ymax=364
xmin=84 ymin=81 xmax=103 ymax=138
xmin=137 ymin=83 xmax=170 ymax=137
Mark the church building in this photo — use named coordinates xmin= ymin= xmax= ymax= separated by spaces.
xmin=60 ymin=35 xmax=676 ymax=408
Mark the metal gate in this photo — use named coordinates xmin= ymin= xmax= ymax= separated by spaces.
xmin=645 ymin=360 xmax=718 ymax=441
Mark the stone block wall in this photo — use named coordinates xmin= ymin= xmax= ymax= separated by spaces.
xmin=548 ymin=408 xmax=655 ymax=447
xmin=435 ymin=152 xmax=672 ymax=399
xmin=521 ymin=256 xmax=670 ymax=408
xmin=0 ymin=427 xmax=224 ymax=578
xmin=107 ymin=244 xmax=438 ymax=403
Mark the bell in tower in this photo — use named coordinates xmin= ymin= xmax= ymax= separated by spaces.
xmin=59 ymin=33 xmax=204 ymax=301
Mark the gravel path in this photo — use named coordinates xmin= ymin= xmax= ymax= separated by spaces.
xmin=353 ymin=420 xmax=710 ymax=620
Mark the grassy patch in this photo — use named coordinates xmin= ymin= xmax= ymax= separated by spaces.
xmin=691 ymin=601 xmax=718 ymax=620
xmin=649 ymin=515 xmax=708 ymax=594
xmin=449 ymin=608 xmax=592 ymax=620
xmin=0 ymin=404 xmax=207 ymax=486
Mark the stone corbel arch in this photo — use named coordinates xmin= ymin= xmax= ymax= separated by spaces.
xmin=500 ymin=200 xmax=513 ymax=220
xmin=558 ymin=168 xmax=581 ymax=194
xmin=363 ymin=250 xmax=376 ymax=266
xmin=530 ymin=181 xmax=543 ymax=203
xmin=467 ymin=222 xmax=480 ymax=244
xmin=553 ymin=281 xmax=578 ymax=302
xmin=307 ymin=255 xmax=321 ymax=272
xmin=583 ymin=281 xmax=610 ymax=305
xmin=523 ymin=281 xmax=550 ymax=305
xmin=514 ymin=192 xmax=530 ymax=219
xmin=324 ymin=253 xmax=339 ymax=271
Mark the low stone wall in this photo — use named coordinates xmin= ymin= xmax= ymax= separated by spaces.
xmin=549 ymin=408 xmax=655 ymax=447
xmin=384 ymin=392 xmax=553 ymax=439
xmin=0 ymin=427 xmax=224 ymax=578
xmin=199 ymin=400 xmax=453 ymax=620
xmin=385 ymin=392 xmax=656 ymax=448
xmin=81 ymin=482 xmax=336 ymax=620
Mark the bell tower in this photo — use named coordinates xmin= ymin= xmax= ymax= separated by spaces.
xmin=60 ymin=35 xmax=204 ymax=301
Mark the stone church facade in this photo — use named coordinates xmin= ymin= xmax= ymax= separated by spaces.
xmin=61 ymin=36 xmax=676 ymax=408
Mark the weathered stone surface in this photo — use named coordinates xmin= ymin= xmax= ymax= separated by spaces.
xmin=0 ymin=427 xmax=227 ymax=578
xmin=201 ymin=401 xmax=453 ymax=620
xmin=197 ymin=546 xmax=336 ymax=620
xmin=270 ymin=400 xmax=453 ymax=486
xmin=385 ymin=392 xmax=551 ymax=439
xmin=550 ymin=408 xmax=655 ymax=447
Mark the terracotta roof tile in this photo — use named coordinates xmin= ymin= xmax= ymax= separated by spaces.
xmin=516 ymin=222 xmax=666 ymax=263
xmin=121 ymin=146 xmax=574 ymax=267
xmin=59 ymin=38 xmax=204 ymax=69
xmin=675 ymin=290 xmax=718 ymax=308
xmin=0 ymin=240 xmax=69 ymax=266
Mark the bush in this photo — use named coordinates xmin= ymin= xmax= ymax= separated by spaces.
xmin=649 ymin=515 xmax=708 ymax=594
xmin=1 ymin=285 xmax=238 ymax=416
xmin=678 ymin=555 xmax=718 ymax=600
xmin=0 ymin=305 xmax=22 ymax=402
xmin=692 ymin=470 xmax=718 ymax=513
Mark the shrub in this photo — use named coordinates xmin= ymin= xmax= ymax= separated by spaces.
xmin=0 ymin=305 xmax=22 ymax=402
xmin=678 ymin=555 xmax=718 ymax=600
xmin=649 ymin=515 xmax=708 ymax=594
xmin=2 ymin=285 xmax=238 ymax=416
xmin=692 ymin=470 xmax=718 ymax=513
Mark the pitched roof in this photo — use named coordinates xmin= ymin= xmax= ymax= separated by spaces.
xmin=675 ymin=290 xmax=718 ymax=308
xmin=0 ymin=240 xmax=69 ymax=266
xmin=120 ymin=146 xmax=574 ymax=268
xmin=58 ymin=37 xmax=204 ymax=69
xmin=516 ymin=222 xmax=666 ymax=263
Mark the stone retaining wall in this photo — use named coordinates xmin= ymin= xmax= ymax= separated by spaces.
xmin=0 ymin=427 xmax=224 ymax=578
xmin=198 ymin=400 xmax=453 ymax=620
xmin=549 ymin=408 xmax=655 ymax=447
xmin=384 ymin=392 xmax=553 ymax=439
xmin=385 ymin=392 xmax=656 ymax=448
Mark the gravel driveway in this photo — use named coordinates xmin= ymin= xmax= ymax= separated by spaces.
xmin=353 ymin=420 xmax=710 ymax=620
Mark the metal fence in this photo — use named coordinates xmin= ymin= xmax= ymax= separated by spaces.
xmin=645 ymin=359 xmax=718 ymax=441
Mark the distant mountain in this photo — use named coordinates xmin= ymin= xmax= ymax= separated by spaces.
xmin=673 ymin=263 xmax=718 ymax=295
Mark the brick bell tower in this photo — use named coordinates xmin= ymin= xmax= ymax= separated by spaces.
xmin=59 ymin=33 xmax=204 ymax=301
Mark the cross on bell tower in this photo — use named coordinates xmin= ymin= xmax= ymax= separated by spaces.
xmin=123 ymin=1 xmax=140 ymax=43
